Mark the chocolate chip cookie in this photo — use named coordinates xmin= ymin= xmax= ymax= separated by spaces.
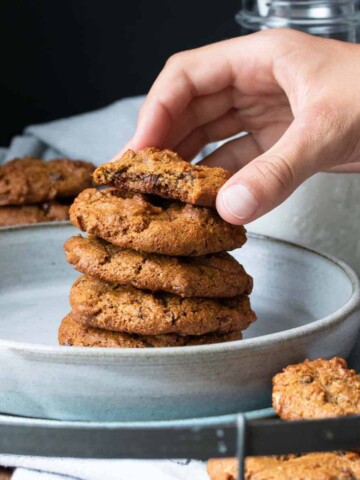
xmin=0 ymin=157 xmax=95 ymax=205
xmin=70 ymin=275 xmax=256 ymax=336
xmin=272 ymin=357 xmax=360 ymax=420
xmin=207 ymin=452 xmax=360 ymax=480
xmin=64 ymin=235 xmax=253 ymax=298
xmin=69 ymin=188 xmax=247 ymax=256
xmin=93 ymin=148 xmax=231 ymax=207
xmin=59 ymin=313 xmax=242 ymax=348
xmin=0 ymin=202 xmax=69 ymax=227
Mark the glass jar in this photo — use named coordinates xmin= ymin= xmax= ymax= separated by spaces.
xmin=236 ymin=0 xmax=360 ymax=41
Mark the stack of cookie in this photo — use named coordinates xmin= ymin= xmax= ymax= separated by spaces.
xmin=59 ymin=148 xmax=256 ymax=348
xmin=0 ymin=157 xmax=95 ymax=227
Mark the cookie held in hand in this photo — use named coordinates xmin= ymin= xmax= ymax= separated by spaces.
xmin=94 ymin=147 xmax=231 ymax=207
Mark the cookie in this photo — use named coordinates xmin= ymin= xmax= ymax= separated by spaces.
xmin=93 ymin=148 xmax=231 ymax=207
xmin=0 ymin=157 xmax=95 ymax=205
xmin=272 ymin=357 xmax=360 ymax=420
xmin=69 ymin=188 xmax=247 ymax=256
xmin=207 ymin=452 xmax=360 ymax=480
xmin=47 ymin=158 xmax=95 ymax=198
xmin=70 ymin=275 xmax=256 ymax=336
xmin=0 ymin=202 xmax=69 ymax=227
xmin=208 ymin=458 xmax=238 ymax=480
xmin=59 ymin=313 xmax=242 ymax=348
xmin=64 ymin=235 xmax=253 ymax=298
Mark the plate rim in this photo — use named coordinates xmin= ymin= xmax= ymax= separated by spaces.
xmin=1 ymin=222 xmax=359 ymax=357
xmin=0 ymin=407 xmax=275 ymax=428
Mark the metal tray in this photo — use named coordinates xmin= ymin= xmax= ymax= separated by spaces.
xmin=1 ymin=408 xmax=360 ymax=480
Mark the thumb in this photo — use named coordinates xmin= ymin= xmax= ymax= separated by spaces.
xmin=216 ymin=120 xmax=322 ymax=225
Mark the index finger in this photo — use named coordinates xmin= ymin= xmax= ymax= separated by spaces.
xmin=126 ymin=32 xmax=282 ymax=152
xmin=129 ymin=43 xmax=234 ymax=151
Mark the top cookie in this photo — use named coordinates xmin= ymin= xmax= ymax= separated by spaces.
xmin=272 ymin=357 xmax=360 ymax=420
xmin=207 ymin=452 xmax=360 ymax=480
xmin=70 ymin=188 xmax=247 ymax=256
xmin=93 ymin=148 xmax=231 ymax=207
xmin=0 ymin=157 xmax=95 ymax=206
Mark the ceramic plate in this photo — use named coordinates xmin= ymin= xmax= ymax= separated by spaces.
xmin=0 ymin=223 xmax=359 ymax=421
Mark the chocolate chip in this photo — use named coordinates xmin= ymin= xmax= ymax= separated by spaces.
xmin=76 ymin=215 xmax=86 ymax=231
xmin=40 ymin=203 xmax=51 ymax=213
xmin=49 ymin=172 xmax=63 ymax=181
xmin=301 ymin=374 xmax=314 ymax=384
xmin=144 ymin=174 xmax=160 ymax=187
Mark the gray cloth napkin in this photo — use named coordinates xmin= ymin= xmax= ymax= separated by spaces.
xmin=0 ymin=456 xmax=208 ymax=480
xmin=2 ymin=95 xmax=213 ymax=166
xmin=3 ymin=96 xmax=145 ymax=165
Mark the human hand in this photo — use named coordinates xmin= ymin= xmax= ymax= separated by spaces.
xmin=117 ymin=29 xmax=360 ymax=224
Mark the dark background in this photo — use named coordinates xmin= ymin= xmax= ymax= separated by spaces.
xmin=0 ymin=1 xmax=242 ymax=145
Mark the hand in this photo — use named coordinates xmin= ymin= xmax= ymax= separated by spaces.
xmin=117 ymin=29 xmax=360 ymax=224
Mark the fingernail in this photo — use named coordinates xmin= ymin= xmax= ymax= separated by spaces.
xmin=221 ymin=184 xmax=258 ymax=220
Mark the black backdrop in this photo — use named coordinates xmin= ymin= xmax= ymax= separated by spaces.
xmin=0 ymin=0 xmax=241 ymax=145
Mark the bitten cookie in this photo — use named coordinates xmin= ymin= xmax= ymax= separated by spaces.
xmin=70 ymin=275 xmax=256 ymax=336
xmin=272 ymin=357 xmax=360 ymax=420
xmin=69 ymin=188 xmax=247 ymax=256
xmin=64 ymin=235 xmax=253 ymax=298
xmin=93 ymin=148 xmax=231 ymax=207
xmin=59 ymin=313 xmax=242 ymax=348
xmin=0 ymin=202 xmax=69 ymax=227
xmin=0 ymin=157 xmax=95 ymax=205
xmin=207 ymin=452 xmax=360 ymax=480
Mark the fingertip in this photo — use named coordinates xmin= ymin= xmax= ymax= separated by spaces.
xmin=216 ymin=183 xmax=258 ymax=225
xmin=216 ymin=188 xmax=245 ymax=225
